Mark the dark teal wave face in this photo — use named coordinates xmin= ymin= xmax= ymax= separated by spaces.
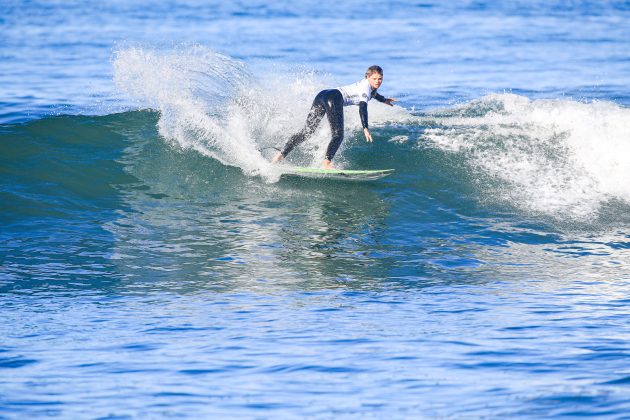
xmin=3 ymin=110 xmax=629 ymax=294
xmin=2 ymin=111 xmax=630 ymax=418
xmin=0 ymin=112 xmax=144 ymax=290
xmin=0 ymin=111 xmax=516 ymax=292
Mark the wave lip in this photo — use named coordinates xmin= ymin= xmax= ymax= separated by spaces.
xmin=422 ymin=93 xmax=630 ymax=219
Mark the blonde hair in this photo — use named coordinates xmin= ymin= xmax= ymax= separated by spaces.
xmin=365 ymin=65 xmax=383 ymax=78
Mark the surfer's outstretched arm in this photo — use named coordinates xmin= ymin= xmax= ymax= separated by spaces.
xmin=374 ymin=92 xmax=397 ymax=106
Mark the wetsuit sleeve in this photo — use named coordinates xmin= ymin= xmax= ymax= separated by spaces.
xmin=359 ymin=101 xmax=368 ymax=129
xmin=374 ymin=92 xmax=387 ymax=103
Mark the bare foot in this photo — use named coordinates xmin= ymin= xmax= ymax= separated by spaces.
xmin=272 ymin=152 xmax=284 ymax=163
xmin=322 ymin=159 xmax=335 ymax=170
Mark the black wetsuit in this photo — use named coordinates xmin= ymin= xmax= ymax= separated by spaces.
xmin=281 ymin=82 xmax=388 ymax=161
xmin=281 ymin=89 xmax=345 ymax=161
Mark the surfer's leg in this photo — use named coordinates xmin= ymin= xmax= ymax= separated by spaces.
xmin=277 ymin=92 xmax=327 ymax=159
xmin=323 ymin=90 xmax=345 ymax=165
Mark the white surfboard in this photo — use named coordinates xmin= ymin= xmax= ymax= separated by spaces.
xmin=281 ymin=167 xmax=394 ymax=181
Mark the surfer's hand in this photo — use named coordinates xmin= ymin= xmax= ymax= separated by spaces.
xmin=364 ymin=128 xmax=373 ymax=143
xmin=385 ymin=98 xmax=397 ymax=107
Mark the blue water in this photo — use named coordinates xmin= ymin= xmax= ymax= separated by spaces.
xmin=2 ymin=1 xmax=630 ymax=418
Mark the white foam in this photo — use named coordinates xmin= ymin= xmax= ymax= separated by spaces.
xmin=423 ymin=93 xmax=630 ymax=219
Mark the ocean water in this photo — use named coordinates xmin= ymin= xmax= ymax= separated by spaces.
xmin=2 ymin=0 xmax=630 ymax=418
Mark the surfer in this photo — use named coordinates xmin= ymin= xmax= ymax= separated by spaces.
xmin=272 ymin=65 xmax=396 ymax=169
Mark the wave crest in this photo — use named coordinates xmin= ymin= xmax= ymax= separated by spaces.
xmin=421 ymin=93 xmax=630 ymax=219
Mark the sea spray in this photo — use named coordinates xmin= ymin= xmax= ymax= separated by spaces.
xmin=113 ymin=46 xmax=275 ymax=177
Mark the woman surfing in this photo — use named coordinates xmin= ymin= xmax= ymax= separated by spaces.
xmin=272 ymin=65 xmax=396 ymax=169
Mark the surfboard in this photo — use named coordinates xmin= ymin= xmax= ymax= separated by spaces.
xmin=281 ymin=167 xmax=394 ymax=181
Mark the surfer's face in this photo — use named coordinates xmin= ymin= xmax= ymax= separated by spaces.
xmin=367 ymin=72 xmax=383 ymax=90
